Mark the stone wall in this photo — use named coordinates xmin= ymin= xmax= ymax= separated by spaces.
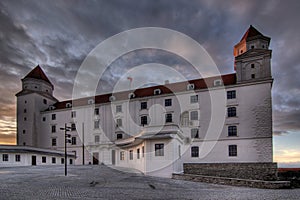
xmin=183 ymin=162 xmax=278 ymax=181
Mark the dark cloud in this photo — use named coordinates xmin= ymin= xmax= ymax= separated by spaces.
xmin=0 ymin=0 xmax=299 ymax=145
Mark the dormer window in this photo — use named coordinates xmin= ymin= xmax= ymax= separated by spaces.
xmin=154 ymin=89 xmax=161 ymax=95
xmin=109 ymin=96 xmax=116 ymax=102
xmin=187 ymin=83 xmax=195 ymax=91
xmin=88 ymin=99 xmax=94 ymax=105
xmin=213 ymin=79 xmax=223 ymax=87
xmin=128 ymin=92 xmax=135 ymax=99
xmin=66 ymin=103 xmax=72 ymax=108
xmin=49 ymin=106 xmax=55 ymax=110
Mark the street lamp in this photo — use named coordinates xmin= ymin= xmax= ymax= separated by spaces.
xmin=60 ymin=123 xmax=71 ymax=176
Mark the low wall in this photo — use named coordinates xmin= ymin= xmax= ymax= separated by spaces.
xmin=172 ymin=173 xmax=290 ymax=189
xmin=183 ymin=162 xmax=278 ymax=181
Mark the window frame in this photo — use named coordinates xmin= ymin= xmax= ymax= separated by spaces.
xmin=190 ymin=95 xmax=198 ymax=103
xmin=191 ymin=146 xmax=199 ymax=157
xmin=141 ymin=102 xmax=147 ymax=110
xmin=155 ymin=143 xmax=164 ymax=156
xmin=227 ymin=107 xmax=237 ymax=117
xmin=229 ymin=145 xmax=237 ymax=157
xmin=227 ymin=90 xmax=236 ymax=99
xmin=190 ymin=110 xmax=198 ymax=120
xmin=228 ymin=126 xmax=237 ymax=137
xmin=165 ymin=99 xmax=172 ymax=107
xmin=165 ymin=113 xmax=172 ymax=123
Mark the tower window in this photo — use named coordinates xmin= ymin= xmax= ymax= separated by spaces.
xmin=71 ymin=123 xmax=76 ymax=131
xmin=52 ymin=138 xmax=57 ymax=146
xmin=227 ymin=107 xmax=237 ymax=117
xmin=227 ymin=90 xmax=236 ymax=99
xmin=251 ymin=74 xmax=256 ymax=79
xmin=116 ymin=119 xmax=122 ymax=127
xmin=51 ymin=125 xmax=56 ymax=133
xmin=25 ymin=100 xmax=27 ymax=104
xmin=95 ymin=135 xmax=100 ymax=143
xmin=71 ymin=111 xmax=76 ymax=118
xmin=94 ymin=108 xmax=99 ymax=115
xmin=22 ymin=130 xmax=26 ymax=134
xmin=251 ymin=64 xmax=255 ymax=68
xmin=71 ymin=137 xmax=76 ymax=145
xmin=24 ymin=117 xmax=27 ymax=121
xmin=191 ymin=146 xmax=199 ymax=157
xmin=229 ymin=145 xmax=237 ymax=157
xmin=228 ymin=126 xmax=237 ymax=136
xmin=24 ymin=109 xmax=27 ymax=113
xmin=43 ymin=99 xmax=47 ymax=104
xmin=262 ymin=45 xmax=265 ymax=48
xmin=52 ymin=114 xmax=56 ymax=120
xmin=42 ymin=117 xmax=46 ymax=122
xmin=251 ymin=45 xmax=254 ymax=49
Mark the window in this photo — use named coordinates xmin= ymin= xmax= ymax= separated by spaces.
xmin=229 ymin=145 xmax=237 ymax=157
xmin=190 ymin=95 xmax=198 ymax=103
xmin=52 ymin=114 xmax=56 ymax=120
xmin=165 ymin=99 xmax=172 ymax=107
xmin=94 ymin=108 xmax=99 ymax=115
xmin=116 ymin=105 xmax=122 ymax=113
xmin=228 ymin=126 xmax=237 ymax=136
xmin=88 ymin=99 xmax=94 ymax=105
xmin=24 ymin=109 xmax=27 ymax=113
xmin=66 ymin=103 xmax=72 ymax=108
xmin=22 ymin=130 xmax=26 ymax=134
xmin=25 ymin=100 xmax=27 ymax=104
xmin=190 ymin=111 xmax=198 ymax=120
xmin=141 ymin=102 xmax=147 ymax=110
xmin=61 ymin=158 xmax=64 ymax=164
xmin=129 ymin=150 xmax=133 ymax=160
xmin=142 ymin=146 xmax=145 ymax=157
xmin=214 ymin=79 xmax=222 ymax=86
xmin=191 ymin=146 xmax=199 ymax=157
xmin=24 ymin=117 xmax=27 ymax=121
xmin=227 ymin=107 xmax=237 ymax=117
xmin=137 ymin=149 xmax=140 ymax=159
xmin=69 ymin=159 xmax=73 ymax=165
xmin=2 ymin=154 xmax=8 ymax=161
xmin=42 ymin=156 xmax=46 ymax=163
xmin=71 ymin=137 xmax=76 ymax=145
xmin=128 ymin=93 xmax=135 ymax=99
xmin=155 ymin=144 xmax=164 ymax=156
xmin=191 ymin=128 xmax=199 ymax=138
xmin=116 ymin=118 xmax=122 ymax=127
xmin=251 ymin=74 xmax=255 ymax=79
xmin=94 ymin=120 xmax=100 ymax=129
xmin=12 ymin=156 xmax=21 ymax=164
xmin=251 ymin=64 xmax=255 ymax=68
xmin=141 ymin=116 xmax=148 ymax=126
xmin=71 ymin=123 xmax=76 ymax=131
xmin=109 ymin=96 xmax=116 ymax=102
xmin=95 ymin=135 xmax=100 ymax=143
xmin=52 ymin=138 xmax=57 ymax=146
xmin=181 ymin=111 xmax=189 ymax=127
xmin=120 ymin=151 xmax=125 ymax=160
xmin=71 ymin=111 xmax=76 ymax=118
xmin=165 ymin=113 xmax=172 ymax=123
xmin=117 ymin=134 xmax=123 ymax=139
xmin=43 ymin=99 xmax=47 ymax=104
xmin=42 ymin=117 xmax=46 ymax=122
xmin=251 ymin=45 xmax=254 ymax=49
xmin=154 ymin=89 xmax=161 ymax=95
xmin=51 ymin=125 xmax=56 ymax=133
xmin=187 ymin=83 xmax=195 ymax=90
xmin=227 ymin=90 xmax=236 ymax=99
xmin=52 ymin=157 xmax=56 ymax=164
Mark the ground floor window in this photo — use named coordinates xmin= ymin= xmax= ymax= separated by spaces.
xmin=137 ymin=149 xmax=140 ymax=159
xmin=2 ymin=154 xmax=8 ymax=161
xmin=61 ymin=158 xmax=64 ymax=164
xmin=129 ymin=150 xmax=133 ymax=160
xmin=15 ymin=154 xmax=21 ymax=162
xmin=142 ymin=146 xmax=144 ymax=157
xmin=228 ymin=126 xmax=237 ymax=136
xmin=155 ymin=144 xmax=164 ymax=156
xmin=52 ymin=157 xmax=56 ymax=164
xmin=120 ymin=151 xmax=125 ymax=160
xmin=69 ymin=159 xmax=73 ymax=165
xmin=42 ymin=156 xmax=46 ymax=163
xmin=191 ymin=146 xmax=199 ymax=157
xmin=229 ymin=145 xmax=237 ymax=157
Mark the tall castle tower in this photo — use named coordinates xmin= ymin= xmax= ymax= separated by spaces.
xmin=234 ymin=25 xmax=272 ymax=83
xmin=16 ymin=65 xmax=57 ymax=147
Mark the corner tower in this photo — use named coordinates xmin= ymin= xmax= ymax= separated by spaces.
xmin=16 ymin=65 xmax=57 ymax=147
xmin=234 ymin=25 xmax=272 ymax=83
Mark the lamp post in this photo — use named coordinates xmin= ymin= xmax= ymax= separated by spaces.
xmin=60 ymin=123 xmax=71 ymax=176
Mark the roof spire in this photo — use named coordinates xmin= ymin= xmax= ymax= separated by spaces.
xmin=24 ymin=65 xmax=53 ymax=87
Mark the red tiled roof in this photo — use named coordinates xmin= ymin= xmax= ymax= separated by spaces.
xmin=24 ymin=65 xmax=53 ymax=87
xmin=240 ymin=25 xmax=264 ymax=42
xmin=48 ymin=73 xmax=236 ymax=111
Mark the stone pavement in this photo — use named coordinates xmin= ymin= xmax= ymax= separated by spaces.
xmin=0 ymin=165 xmax=300 ymax=200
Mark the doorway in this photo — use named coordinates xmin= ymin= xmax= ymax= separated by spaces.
xmin=92 ymin=152 xmax=99 ymax=165
xmin=32 ymin=155 xmax=36 ymax=166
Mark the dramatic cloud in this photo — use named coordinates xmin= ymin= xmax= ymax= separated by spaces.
xmin=0 ymin=0 xmax=300 ymax=165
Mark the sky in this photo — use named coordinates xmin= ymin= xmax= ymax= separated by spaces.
xmin=0 ymin=0 xmax=299 ymax=167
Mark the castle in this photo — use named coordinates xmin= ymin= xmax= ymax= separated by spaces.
xmin=13 ymin=25 xmax=273 ymax=177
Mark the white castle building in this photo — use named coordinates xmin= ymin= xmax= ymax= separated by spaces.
xmin=15 ymin=26 xmax=273 ymax=177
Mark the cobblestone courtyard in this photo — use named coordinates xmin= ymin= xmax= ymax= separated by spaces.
xmin=0 ymin=165 xmax=300 ymax=200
